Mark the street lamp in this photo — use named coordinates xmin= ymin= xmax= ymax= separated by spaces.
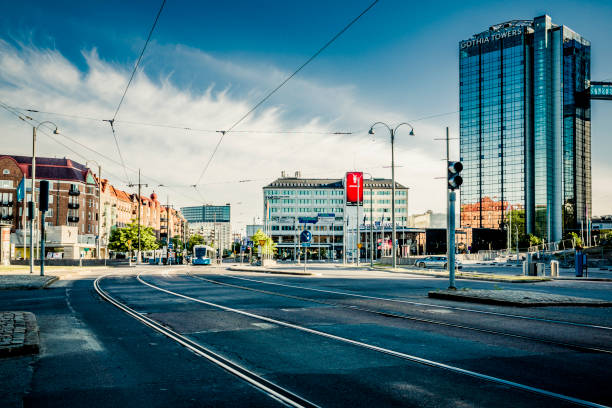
xmin=86 ymin=160 xmax=102 ymax=260
xmin=368 ymin=122 xmax=415 ymax=269
xmin=30 ymin=121 xmax=59 ymax=274
xmin=363 ymin=172 xmax=374 ymax=267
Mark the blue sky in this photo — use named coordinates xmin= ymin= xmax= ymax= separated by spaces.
xmin=1 ymin=0 xmax=611 ymax=228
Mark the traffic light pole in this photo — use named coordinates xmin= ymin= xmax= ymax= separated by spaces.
xmin=448 ymin=191 xmax=456 ymax=289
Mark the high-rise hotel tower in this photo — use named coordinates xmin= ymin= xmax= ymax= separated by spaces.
xmin=459 ymin=15 xmax=591 ymax=242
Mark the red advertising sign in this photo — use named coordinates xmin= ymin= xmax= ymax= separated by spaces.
xmin=345 ymin=172 xmax=364 ymax=204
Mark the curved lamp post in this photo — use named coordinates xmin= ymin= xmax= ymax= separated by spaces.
xmin=30 ymin=121 xmax=59 ymax=274
xmin=86 ymin=160 xmax=102 ymax=260
xmin=368 ymin=122 xmax=414 ymax=269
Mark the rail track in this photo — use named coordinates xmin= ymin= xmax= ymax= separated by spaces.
xmin=127 ymin=272 xmax=608 ymax=408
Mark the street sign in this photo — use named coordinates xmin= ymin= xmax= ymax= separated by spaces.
xmin=258 ymin=239 xmax=266 ymax=246
xmin=247 ymin=240 xmax=253 ymax=247
xmin=301 ymin=242 xmax=311 ymax=247
xmin=357 ymin=243 xmax=363 ymax=249
xmin=300 ymin=230 xmax=312 ymax=243
xmin=298 ymin=216 xmax=318 ymax=224
xmin=169 ymin=242 xmax=174 ymax=249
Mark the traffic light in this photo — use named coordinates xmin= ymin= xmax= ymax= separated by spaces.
xmin=448 ymin=161 xmax=463 ymax=190
xmin=27 ymin=201 xmax=34 ymax=220
xmin=39 ymin=180 xmax=49 ymax=212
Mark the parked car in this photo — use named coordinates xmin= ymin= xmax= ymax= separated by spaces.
xmin=415 ymin=256 xmax=462 ymax=269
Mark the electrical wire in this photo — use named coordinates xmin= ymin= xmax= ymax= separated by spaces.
xmin=193 ymin=0 xmax=380 ymax=186
xmin=106 ymin=0 xmax=167 ymax=187
xmin=1 ymin=103 xmax=204 ymax=205
xmin=112 ymin=0 xmax=166 ymax=122
xmin=15 ymin=106 xmax=353 ymax=135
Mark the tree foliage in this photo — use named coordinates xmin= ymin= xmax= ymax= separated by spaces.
xmin=251 ymin=229 xmax=276 ymax=256
xmin=187 ymin=234 xmax=205 ymax=251
xmin=108 ymin=221 xmax=159 ymax=252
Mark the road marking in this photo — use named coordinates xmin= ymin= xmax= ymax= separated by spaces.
xmin=138 ymin=273 xmax=608 ymax=408
xmin=220 ymin=274 xmax=612 ymax=331
xmin=94 ymin=275 xmax=319 ymax=408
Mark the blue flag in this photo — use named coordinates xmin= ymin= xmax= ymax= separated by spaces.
xmin=16 ymin=177 xmax=25 ymax=202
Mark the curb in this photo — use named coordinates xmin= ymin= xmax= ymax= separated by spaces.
xmin=227 ymin=266 xmax=311 ymax=276
xmin=0 ymin=312 xmax=40 ymax=358
xmin=0 ymin=275 xmax=59 ymax=290
xmin=371 ymin=267 xmax=551 ymax=283
xmin=428 ymin=290 xmax=612 ymax=307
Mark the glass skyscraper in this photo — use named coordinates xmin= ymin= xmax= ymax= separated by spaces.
xmin=459 ymin=15 xmax=591 ymax=243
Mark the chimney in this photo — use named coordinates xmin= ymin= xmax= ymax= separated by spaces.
xmin=295 ymin=171 xmax=301 ymax=178
xmin=281 ymin=171 xmax=286 ymax=178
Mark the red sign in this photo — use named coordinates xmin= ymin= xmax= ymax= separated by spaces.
xmin=345 ymin=172 xmax=364 ymax=204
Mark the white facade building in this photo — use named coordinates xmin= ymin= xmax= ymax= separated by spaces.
xmin=188 ymin=221 xmax=231 ymax=253
xmin=263 ymin=173 xmax=410 ymax=260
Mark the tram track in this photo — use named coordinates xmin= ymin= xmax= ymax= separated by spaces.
xmin=93 ymin=275 xmax=320 ymax=408
xmin=218 ymin=273 xmax=612 ymax=331
xmin=184 ymin=272 xmax=612 ymax=355
xmin=135 ymin=272 xmax=608 ymax=408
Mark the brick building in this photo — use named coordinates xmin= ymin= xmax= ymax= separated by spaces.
xmin=0 ymin=155 xmax=100 ymax=258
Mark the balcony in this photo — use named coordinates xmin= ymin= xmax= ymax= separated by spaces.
xmin=68 ymin=216 xmax=79 ymax=223
xmin=68 ymin=202 xmax=80 ymax=209
xmin=69 ymin=188 xmax=80 ymax=196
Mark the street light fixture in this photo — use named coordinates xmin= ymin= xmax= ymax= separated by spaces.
xmin=368 ymin=122 xmax=415 ymax=269
xmin=362 ymin=172 xmax=375 ymax=267
xmin=30 ymin=121 xmax=59 ymax=274
xmin=86 ymin=160 xmax=102 ymax=261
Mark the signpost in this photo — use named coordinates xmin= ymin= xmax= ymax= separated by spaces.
xmin=300 ymin=230 xmax=312 ymax=273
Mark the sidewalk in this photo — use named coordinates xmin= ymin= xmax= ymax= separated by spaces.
xmin=372 ymin=265 xmax=551 ymax=283
xmin=0 ymin=311 xmax=40 ymax=357
xmin=0 ymin=275 xmax=59 ymax=290
xmin=429 ymin=289 xmax=612 ymax=307
xmin=227 ymin=265 xmax=312 ymax=276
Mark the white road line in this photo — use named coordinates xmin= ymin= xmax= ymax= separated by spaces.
xmin=139 ymin=273 xmax=608 ymax=408
xmin=219 ymin=273 xmax=612 ymax=331
xmin=94 ymin=275 xmax=319 ymax=408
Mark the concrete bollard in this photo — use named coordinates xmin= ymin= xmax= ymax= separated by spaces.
xmin=550 ymin=260 xmax=559 ymax=277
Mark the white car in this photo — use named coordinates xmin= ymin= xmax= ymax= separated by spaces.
xmin=415 ymin=256 xmax=462 ymax=269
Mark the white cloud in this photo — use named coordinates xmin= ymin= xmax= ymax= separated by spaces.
xmin=0 ymin=40 xmax=458 ymax=231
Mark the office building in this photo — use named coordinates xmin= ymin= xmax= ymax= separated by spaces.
xmin=263 ymin=172 xmax=410 ymax=260
xmin=181 ymin=204 xmax=230 ymax=223
xmin=459 ymin=15 xmax=592 ymax=242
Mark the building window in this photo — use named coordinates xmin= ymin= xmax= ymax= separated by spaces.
xmin=2 ymin=169 xmax=9 ymax=175
xmin=0 ymin=180 xmax=13 ymax=189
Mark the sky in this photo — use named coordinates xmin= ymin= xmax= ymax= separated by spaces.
xmin=0 ymin=0 xmax=611 ymax=233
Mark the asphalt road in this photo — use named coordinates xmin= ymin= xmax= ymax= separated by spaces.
xmin=2 ymin=265 xmax=611 ymax=407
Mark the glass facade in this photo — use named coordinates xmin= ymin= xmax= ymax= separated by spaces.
xmin=459 ymin=16 xmax=591 ymax=242
xmin=180 ymin=204 xmax=231 ymax=223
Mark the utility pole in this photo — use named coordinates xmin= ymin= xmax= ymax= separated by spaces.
xmin=356 ymin=178 xmax=360 ymax=266
xmin=445 ymin=127 xmax=450 ymax=275
xmin=166 ymin=195 xmax=170 ymax=265
xmin=30 ymin=127 xmax=37 ymax=274
xmin=128 ymin=169 xmax=147 ymax=264
xmin=97 ymin=163 xmax=102 ymax=260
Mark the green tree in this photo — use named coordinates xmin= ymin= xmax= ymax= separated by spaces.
xmin=108 ymin=221 xmax=159 ymax=253
xmin=251 ymin=229 xmax=276 ymax=256
xmin=187 ymin=234 xmax=205 ymax=251
xmin=569 ymin=232 xmax=583 ymax=248
xmin=529 ymin=234 xmax=543 ymax=247
xmin=171 ymin=235 xmax=183 ymax=251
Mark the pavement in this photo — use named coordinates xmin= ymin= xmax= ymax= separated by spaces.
xmin=227 ymin=265 xmax=312 ymax=276
xmin=0 ymin=275 xmax=59 ymax=290
xmin=1 ymin=264 xmax=611 ymax=407
xmin=0 ymin=311 xmax=40 ymax=357
xmin=429 ymin=288 xmax=612 ymax=307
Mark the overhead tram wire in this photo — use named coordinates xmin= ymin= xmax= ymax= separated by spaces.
xmin=193 ymin=0 xmax=381 ymax=187
xmin=2 ymin=103 xmax=203 ymax=205
xmin=105 ymin=0 xmax=167 ymax=186
xmin=15 ymin=106 xmax=353 ymax=135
